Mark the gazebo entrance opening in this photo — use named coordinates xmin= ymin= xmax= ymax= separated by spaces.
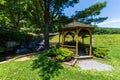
xmin=59 ymin=19 xmax=94 ymax=58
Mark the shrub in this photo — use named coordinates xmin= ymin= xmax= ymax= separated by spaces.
xmin=93 ymin=47 xmax=109 ymax=58
xmin=56 ymin=48 xmax=73 ymax=61
xmin=45 ymin=47 xmax=73 ymax=62
xmin=32 ymin=51 xmax=63 ymax=80
xmin=46 ymin=48 xmax=58 ymax=57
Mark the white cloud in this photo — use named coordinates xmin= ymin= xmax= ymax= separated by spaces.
xmin=97 ymin=19 xmax=120 ymax=28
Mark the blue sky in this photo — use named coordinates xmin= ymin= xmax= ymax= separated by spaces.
xmin=63 ymin=0 xmax=120 ymax=28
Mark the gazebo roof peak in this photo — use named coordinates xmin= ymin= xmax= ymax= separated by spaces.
xmin=65 ymin=18 xmax=93 ymax=28
xmin=73 ymin=17 xmax=78 ymax=22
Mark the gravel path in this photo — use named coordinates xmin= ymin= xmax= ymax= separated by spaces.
xmin=77 ymin=60 xmax=113 ymax=71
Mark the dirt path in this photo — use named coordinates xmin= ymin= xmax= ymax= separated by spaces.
xmin=0 ymin=53 xmax=35 ymax=64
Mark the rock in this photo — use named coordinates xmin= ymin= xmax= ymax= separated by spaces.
xmin=6 ymin=41 xmax=19 ymax=48
xmin=15 ymin=39 xmax=44 ymax=54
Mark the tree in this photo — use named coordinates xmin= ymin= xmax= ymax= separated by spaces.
xmin=0 ymin=0 xmax=9 ymax=29
xmin=74 ymin=1 xmax=108 ymax=24
xmin=0 ymin=0 xmax=30 ymax=30
xmin=34 ymin=0 xmax=79 ymax=49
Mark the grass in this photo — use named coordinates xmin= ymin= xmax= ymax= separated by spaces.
xmin=0 ymin=60 xmax=40 ymax=80
xmin=0 ymin=34 xmax=120 ymax=80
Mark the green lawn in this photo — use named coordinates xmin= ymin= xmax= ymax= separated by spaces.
xmin=0 ymin=34 xmax=120 ymax=80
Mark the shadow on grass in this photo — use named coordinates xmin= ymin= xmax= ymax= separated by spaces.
xmin=32 ymin=53 xmax=63 ymax=80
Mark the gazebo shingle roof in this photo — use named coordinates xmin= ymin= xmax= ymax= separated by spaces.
xmin=65 ymin=21 xmax=93 ymax=28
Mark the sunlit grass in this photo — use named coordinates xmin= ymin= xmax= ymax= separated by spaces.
xmin=50 ymin=34 xmax=90 ymax=44
xmin=94 ymin=34 xmax=120 ymax=46
xmin=0 ymin=60 xmax=40 ymax=80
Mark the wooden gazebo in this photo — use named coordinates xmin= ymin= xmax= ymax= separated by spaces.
xmin=59 ymin=19 xmax=94 ymax=58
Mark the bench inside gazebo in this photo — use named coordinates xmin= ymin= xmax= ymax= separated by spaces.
xmin=59 ymin=19 xmax=94 ymax=59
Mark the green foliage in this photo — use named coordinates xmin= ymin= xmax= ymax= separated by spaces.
xmin=32 ymin=47 xmax=73 ymax=80
xmin=0 ymin=0 xmax=30 ymax=30
xmin=75 ymin=1 xmax=107 ymax=24
xmin=93 ymin=47 xmax=109 ymax=58
xmin=0 ymin=46 xmax=6 ymax=52
xmin=0 ymin=30 xmax=41 ymax=46
xmin=93 ymin=26 xmax=120 ymax=34
xmin=20 ymin=27 xmax=41 ymax=33
xmin=46 ymin=47 xmax=73 ymax=62
xmin=46 ymin=48 xmax=59 ymax=57
xmin=32 ymin=53 xmax=63 ymax=80
xmin=56 ymin=48 xmax=73 ymax=61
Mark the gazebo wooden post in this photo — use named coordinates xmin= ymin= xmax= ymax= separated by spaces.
xmin=92 ymin=35 xmax=94 ymax=46
xmin=63 ymin=32 xmax=65 ymax=47
xmin=61 ymin=31 xmax=64 ymax=47
xmin=75 ymin=28 xmax=79 ymax=56
xmin=59 ymin=32 xmax=61 ymax=43
xmin=89 ymin=31 xmax=92 ymax=56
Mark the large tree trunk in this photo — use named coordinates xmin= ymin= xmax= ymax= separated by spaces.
xmin=44 ymin=24 xmax=49 ymax=49
xmin=43 ymin=0 xmax=50 ymax=50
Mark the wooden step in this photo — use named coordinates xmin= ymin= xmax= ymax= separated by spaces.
xmin=63 ymin=58 xmax=77 ymax=66
xmin=63 ymin=45 xmax=76 ymax=48
xmin=73 ymin=56 xmax=93 ymax=59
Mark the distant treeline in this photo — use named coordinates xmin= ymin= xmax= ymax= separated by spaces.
xmin=93 ymin=27 xmax=120 ymax=34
